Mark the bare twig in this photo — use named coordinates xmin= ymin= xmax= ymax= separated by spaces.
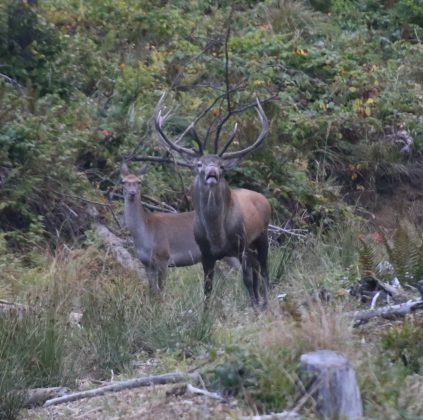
xmin=128 ymin=155 xmax=192 ymax=168
xmin=214 ymin=12 xmax=234 ymax=154
xmin=240 ymin=412 xmax=300 ymax=420
xmin=143 ymin=194 xmax=177 ymax=213
xmin=186 ymin=383 xmax=223 ymax=400
xmin=268 ymin=224 xmax=308 ymax=238
xmin=0 ymin=72 xmax=24 ymax=92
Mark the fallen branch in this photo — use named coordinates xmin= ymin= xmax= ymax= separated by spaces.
xmin=0 ymin=300 xmax=31 ymax=319
xmin=43 ymin=372 xmax=198 ymax=407
xmin=346 ymin=299 xmax=423 ymax=324
xmin=93 ymin=223 xmax=144 ymax=275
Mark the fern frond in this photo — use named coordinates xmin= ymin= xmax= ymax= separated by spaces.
xmin=409 ymin=242 xmax=423 ymax=285
xmin=358 ymin=236 xmax=377 ymax=277
xmin=391 ymin=224 xmax=413 ymax=283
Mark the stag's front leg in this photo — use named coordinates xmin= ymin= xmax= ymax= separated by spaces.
xmin=202 ymin=256 xmax=216 ymax=300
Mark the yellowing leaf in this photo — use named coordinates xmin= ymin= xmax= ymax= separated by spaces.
xmin=294 ymin=48 xmax=308 ymax=57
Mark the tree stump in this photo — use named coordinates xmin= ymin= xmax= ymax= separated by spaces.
xmin=300 ymin=350 xmax=363 ymax=419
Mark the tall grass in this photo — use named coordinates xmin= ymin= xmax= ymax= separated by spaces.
xmin=0 ymin=306 xmax=73 ymax=418
xmin=2 ymin=223 xmax=423 ymax=418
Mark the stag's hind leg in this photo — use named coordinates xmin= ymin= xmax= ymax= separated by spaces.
xmin=242 ymin=251 xmax=259 ymax=307
xmin=255 ymin=231 xmax=270 ymax=308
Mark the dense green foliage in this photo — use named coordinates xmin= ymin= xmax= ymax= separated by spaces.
xmin=0 ymin=0 xmax=422 ymax=249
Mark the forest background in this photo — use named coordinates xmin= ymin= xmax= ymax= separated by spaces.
xmin=0 ymin=0 xmax=423 ymax=418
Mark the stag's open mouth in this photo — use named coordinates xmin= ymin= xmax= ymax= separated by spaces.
xmin=206 ymin=173 xmax=218 ymax=185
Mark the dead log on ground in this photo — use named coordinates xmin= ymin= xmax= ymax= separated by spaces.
xmin=346 ymin=299 xmax=423 ymax=324
xmin=43 ymin=372 xmax=198 ymax=407
xmin=299 ymin=350 xmax=363 ymax=420
xmin=93 ymin=223 xmax=144 ymax=276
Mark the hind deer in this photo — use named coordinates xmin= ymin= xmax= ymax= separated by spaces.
xmin=121 ymin=163 xmax=238 ymax=294
xmin=154 ymin=98 xmax=271 ymax=307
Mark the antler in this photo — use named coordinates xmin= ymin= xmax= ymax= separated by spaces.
xmin=219 ymin=98 xmax=268 ymax=159
xmin=154 ymin=93 xmax=199 ymax=158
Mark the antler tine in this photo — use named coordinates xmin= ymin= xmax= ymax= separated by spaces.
xmin=154 ymin=108 xmax=198 ymax=158
xmin=221 ymin=98 xmax=268 ymax=160
xmin=218 ymin=123 xmax=238 ymax=156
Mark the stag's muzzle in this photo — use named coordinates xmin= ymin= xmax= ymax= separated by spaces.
xmin=205 ymin=167 xmax=219 ymax=185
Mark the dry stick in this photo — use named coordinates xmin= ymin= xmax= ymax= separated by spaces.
xmin=186 ymin=383 xmax=223 ymax=400
xmin=43 ymin=372 xmax=198 ymax=407
xmin=129 ymin=155 xmax=192 ymax=169
xmin=58 ymin=191 xmax=122 ymax=229
xmin=268 ymin=224 xmax=308 ymax=238
xmin=240 ymin=412 xmax=300 ymax=420
xmin=143 ymin=194 xmax=177 ymax=213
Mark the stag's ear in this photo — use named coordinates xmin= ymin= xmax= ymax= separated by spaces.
xmin=222 ymin=157 xmax=240 ymax=170
xmin=120 ymin=162 xmax=129 ymax=176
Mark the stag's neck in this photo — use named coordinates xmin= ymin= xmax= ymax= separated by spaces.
xmin=193 ymin=178 xmax=232 ymax=248
xmin=124 ymin=197 xmax=149 ymax=248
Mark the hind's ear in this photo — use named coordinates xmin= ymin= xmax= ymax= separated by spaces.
xmin=120 ymin=162 xmax=129 ymax=176
xmin=138 ymin=165 xmax=149 ymax=176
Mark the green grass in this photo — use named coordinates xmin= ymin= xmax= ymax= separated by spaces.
xmin=1 ymin=224 xmax=423 ymax=418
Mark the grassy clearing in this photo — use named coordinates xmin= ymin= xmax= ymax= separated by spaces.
xmin=1 ymin=224 xmax=423 ymax=418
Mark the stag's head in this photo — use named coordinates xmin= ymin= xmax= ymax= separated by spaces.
xmin=121 ymin=163 xmax=144 ymax=202
xmin=154 ymin=96 xmax=268 ymax=185
xmin=195 ymin=155 xmax=239 ymax=186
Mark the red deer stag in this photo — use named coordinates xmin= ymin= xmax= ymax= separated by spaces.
xmin=154 ymin=99 xmax=271 ymax=307
xmin=121 ymin=163 xmax=238 ymax=294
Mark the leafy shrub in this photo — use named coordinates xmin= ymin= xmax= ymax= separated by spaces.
xmin=381 ymin=319 xmax=423 ymax=375
xmin=205 ymin=344 xmax=298 ymax=412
